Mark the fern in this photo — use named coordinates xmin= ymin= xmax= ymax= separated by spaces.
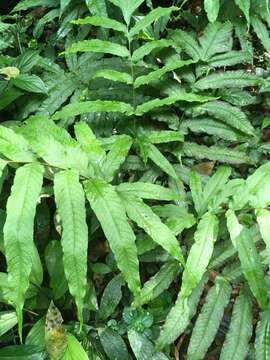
xmin=3 ymin=164 xmax=44 ymax=340
xmin=220 ymin=290 xmax=252 ymax=360
xmin=54 ymin=169 xmax=88 ymax=326
xmin=187 ymin=277 xmax=231 ymax=360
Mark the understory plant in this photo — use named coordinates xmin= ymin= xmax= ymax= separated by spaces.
xmin=1 ymin=0 xmax=270 ymax=359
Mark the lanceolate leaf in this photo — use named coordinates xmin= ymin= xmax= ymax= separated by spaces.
xmin=134 ymin=59 xmax=195 ymax=88
xmin=204 ymin=0 xmax=220 ymax=23
xmin=189 ymin=170 xmax=203 ymax=215
xmin=84 ymin=179 xmax=140 ymax=295
xmin=54 ymin=170 xmax=88 ymax=325
xmin=73 ymin=16 xmax=127 ymax=33
xmin=132 ymin=39 xmax=174 ymax=62
xmin=181 ymin=142 xmax=252 ymax=164
xmin=92 ymin=69 xmax=132 ymax=84
xmin=235 ymin=0 xmax=250 ymax=28
xmin=109 ymin=0 xmax=144 ymax=26
xmin=63 ymin=39 xmax=129 ymax=57
xmin=129 ymin=6 xmax=178 ymax=37
xmin=134 ymin=261 xmax=180 ymax=306
xmin=226 ymin=210 xmax=268 ymax=309
xmin=0 ymin=126 xmax=35 ymax=162
xmin=135 ymin=93 xmax=215 ymax=115
xmin=220 ymin=290 xmax=252 ymax=360
xmin=52 ymin=100 xmax=133 ymax=120
xmin=169 ymin=29 xmax=201 ymax=60
xmin=256 ymin=209 xmax=270 ymax=268
xmin=180 ymin=212 xmax=218 ymax=299
xmin=4 ymin=163 xmax=43 ymax=340
xmin=0 ymin=311 xmax=18 ymax=337
xmin=156 ymin=276 xmax=207 ymax=350
xmin=102 ymin=135 xmax=133 ymax=181
xmin=147 ymin=144 xmax=178 ymax=180
xmin=199 ymin=21 xmax=233 ymax=60
xmin=192 ymin=101 xmax=255 ymax=135
xmin=194 ymin=70 xmax=260 ymax=90
xmin=117 ymin=182 xmax=181 ymax=201
xmin=187 ymin=278 xmax=231 ymax=360
xmin=255 ymin=311 xmax=270 ymax=360
xmin=120 ymin=194 xmax=185 ymax=264
xmin=251 ymin=15 xmax=270 ymax=53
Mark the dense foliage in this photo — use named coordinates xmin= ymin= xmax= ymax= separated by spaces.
xmin=1 ymin=0 xmax=270 ymax=358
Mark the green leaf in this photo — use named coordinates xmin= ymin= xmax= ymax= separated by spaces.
xmin=54 ymin=170 xmax=88 ymax=326
xmin=21 ymin=116 xmax=92 ymax=178
xmin=134 ymin=261 xmax=180 ymax=306
xmin=63 ymin=39 xmax=129 ymax=57
xmin=147 ymin=144 xmax=178 ymax=179
xmin=251 ymin=15 xmax=270 ymax=53
xmin=61 ymin=334 xmax=88 ymax=360
xmin=256 ymin=209 xmax=270 ymax=269
xmin=11 ymin=75 xmax=47 ymax=94
xmin=255 ymin=311 xmax=270 ymax=360
xmin=74 ymin=121 xmax=105 ymax=167
xmin=132 ymin=39 xmax=174 ymax=62
xmin=84 ymin=179 xmax=140 ymax=295
xmin=235 ymin=0 xmax=250 ymax=28
xmin=226 ymin=210 xmax=268 ymax=309
xmin=119 ymin=193 xmax=185 ymax=264
xmin=194 ymin=70 xmax=260 ymax=90
xmin=92 ymin=69 xmax=132 ymax=84
xmin=180 ymin=212 xmax=218 ymax=299
xmin=135 ymin=93 xmax=215 ymax=115
xmin=156 ymin=276 xmax=207 ymax=349
xmin=199 ymin=21 xmax=233 ymax=60
xmin=73 ymin=16 xmax=127 ymax=33
xmin=220 ymin=290 xmax=252 ymax=360
xmin=134 ymin=59 xmax=195 ymax=88
xmin=169 ymin=29 xmax=201 ymax=61
xmin=117 ymin=182 xmax=181 ymax=201
xmin=147 ymin=130 xmax=184 ymax=143
xmin=53 ymin=100 xmax=133 ymax=120
xmin=26 ymin=318 xmax=45 ymax=348
xmin=187 ymin=278 xmax=231 ymax=360
xmin=102 ymin=135 xmax=133 ymax=181
xmin=189 ymin=170 xmax=203 ymax=215
xmin=0 ymin=345 xmax=45 ymax=360
xmin=209 ymin=50 xmax=251 ymax=67
xmin=204 ymin=0 xmax=220 ymax=22
xmin=108 ymin=0 xmax=144 ymax=26
xmin=181 ymin=118 xmax=245 ymax=142
xmin=99 ymin=328 xmax=129 ymax=360
xmin=45 ymin=240 xmax=68 ymax=300
xmin=192 ymin=100 xmax=255 ymax=136
xmin=181 ymin=142 xmax=252 ymax=164
xmin=85 ymin=0 xmax=107 ymax=16
xmin=0 ymin=311 xmax=18 ymax=336
xmin=201 ymin=165 xmax=231 ymax=214
xmin=0 ymin=126 xmax=35 ymax=162
xmin=129 ymin=6 xmax=178 ymax=37
xmin=4 ymin=163 xmax=43 ymax=340
xmin=98 ymin=275 xmax=124 ymax=320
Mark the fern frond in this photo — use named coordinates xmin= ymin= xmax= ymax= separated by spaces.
xmin=187 ymin=277 xmax=231 ymax=360
xmin=54 ymin=169 xmax=88 ymax=326
xmin=134 ymin=261 xmax=180 ymax=306
xmin=180 ymin=212 xmax=218 ymax=299
xmin=192 ymin=100 xmax=255 ymax=135
xmin=156 ymin=276 xmax=207 ymax=349
xmin=73 ymin=16 xmax=127 ymax=33
xmin=220 ymin=290 xmax=252 ymax=360
xmin=194 ymin=70 xmax=260 ymax=90
xmin=199 ymin=21 xmax=233 ymax=61
xmin=63 ymin=39 xmax=129 ymax=57
xmin=226 ymin=210 xmax=268 ymax=309
xmin=255 ymin=311 xmax=270 ymax=360
xmin=84 ymin=179 xmax=140 ymax=295
xmin=4 ymin=163 xmax=43 ymax=340
xmin=120 ymin=193 xmax=185 ymax=264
